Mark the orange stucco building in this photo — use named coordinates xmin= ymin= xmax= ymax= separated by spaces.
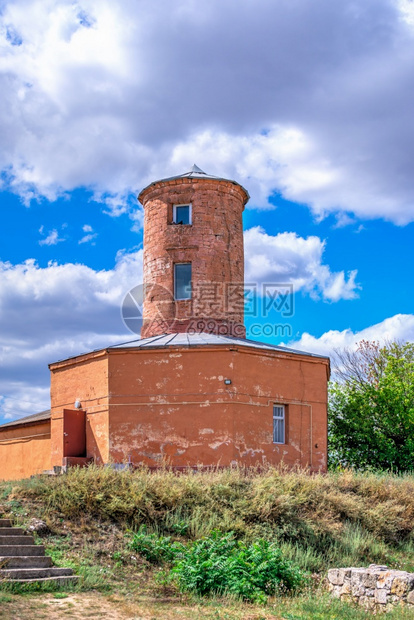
xmin=0 ymin=166 xmax=329 ymax=481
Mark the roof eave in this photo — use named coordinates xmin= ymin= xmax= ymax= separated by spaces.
xmin=138 ymin=174 xmax=250 ymax=205
xmin=0 ymin=411 xmax=51 ymax=432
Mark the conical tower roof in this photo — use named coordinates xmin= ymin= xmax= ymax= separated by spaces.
xmin=138 ymin=165 xmax=249 ymax=204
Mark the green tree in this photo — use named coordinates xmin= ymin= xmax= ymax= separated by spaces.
xmin=328 ymin=340 xmax=414 ymax=471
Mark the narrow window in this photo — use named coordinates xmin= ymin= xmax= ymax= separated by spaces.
xmin=273 ymin=405 xmax=285 ymax=444
xmin=174 ymin=263 xmax=192 ymax=300
xmin=173 ymin=204 xmax=191 ymax=225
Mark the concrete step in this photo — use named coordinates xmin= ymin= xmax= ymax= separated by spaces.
xmin=0 ymin=535 xmax=35 ymax=546
xmin=0 ymin=545 xmax=45 ymax=557
xmin=2 ymin=575 xmax=79 ymax=586
xmin=0 ymin=519 xmax=77 ymax=586
xmin=0 ymin=556 xmax=53 ymax=568
xmin=0 ymin=528 xmax=26 ymax=536
xmin=0 ymin=567 xmax=74 ymax=580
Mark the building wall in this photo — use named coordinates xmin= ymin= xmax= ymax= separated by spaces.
xmin=140 ymin=177 xmax=247 ymax=338
xmin=107 ymin=346 xmax=329 ymax=471
xmin=0 ymin=421 xmax=51 ymax=481
xmin=49 ymin=352 xmax=110 ymax=467
xmin=47 ymin=344 xmax=328 ymax=471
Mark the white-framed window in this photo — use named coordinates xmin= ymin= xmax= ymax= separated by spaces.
xmin=273 ymin=405 xmax=285 ymax=444
xmin=174 ymin=263 xmax=192 ymax=300
xmin=173 ymin=203 xmax=192 ymax=225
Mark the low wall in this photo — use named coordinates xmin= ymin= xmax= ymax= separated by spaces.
xmin=327 ymin=565 xmax=414 ymax=611
xmin=0 ymin=421 xmax=51 ymax=481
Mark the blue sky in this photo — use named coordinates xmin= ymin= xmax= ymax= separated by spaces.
xmin=1 ymin=0 xmax=414 ymax=422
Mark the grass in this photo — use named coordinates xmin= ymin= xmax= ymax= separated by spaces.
xmin=0 ymin=590 xmax=414 ymax=619
xmin=1 ymin=465 xmax=414 ymax=617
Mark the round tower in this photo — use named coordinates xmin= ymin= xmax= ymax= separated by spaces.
xmin=138 ymin=165 xmax=249 ymax=338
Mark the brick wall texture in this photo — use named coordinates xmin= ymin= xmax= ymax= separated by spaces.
xmin=139 ymin=177 xmax=248 ymax=338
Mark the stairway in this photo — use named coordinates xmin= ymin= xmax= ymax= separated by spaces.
xmin=0 ymin=518 xmax=78 ymax=586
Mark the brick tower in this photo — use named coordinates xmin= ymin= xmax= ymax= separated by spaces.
xmin=0 ymin=166 xmax=330 ymax=478
xmin=138 ymin=165 xmax=249 ymax=338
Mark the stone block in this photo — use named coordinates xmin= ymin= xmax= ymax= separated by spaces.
xmin=375 ymin=588 xmax=388 ymax=605
xmin=359 ymin=596 xmax=376 ymax=611
xmin=328 ymin=569 xmax=342 ymax=586
xmin=391 ymin=575 xmax=409 ymax=596
xmin=351 ymin=568 xmax=365 ymax=583
xmin=339 ymin=568 xmax=352 ymax=582
xmin=407 ymin=575 xmax=414 ymax=592
xmin=377 ymin=571 xmax=394 ymax=590
xmin=331 ymin=585 xmax=341 ymax=599
xmin=362 ymin=572 xmax=377 ymax=588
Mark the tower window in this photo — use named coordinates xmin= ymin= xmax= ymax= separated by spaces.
xmin=174 ymin=263 xmax=192 ymax=300
xmin=273 ymin=405 xmax=285 ymax=444
xmin=173 ymin=204 xmax=191 ymax=225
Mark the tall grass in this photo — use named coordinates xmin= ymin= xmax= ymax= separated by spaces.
xmin=2 ymin=465 xmax=414 ymax=573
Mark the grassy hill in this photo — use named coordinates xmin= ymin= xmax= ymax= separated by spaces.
xmin=1 ymin=465 xmax=414 ymax=619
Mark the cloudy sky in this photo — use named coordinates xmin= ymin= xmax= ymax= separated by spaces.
xmin=1 ymin=0 xmax=414 ymax=422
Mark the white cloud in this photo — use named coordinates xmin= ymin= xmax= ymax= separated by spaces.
xmin=399 ymin=0 xmax=414 ymax=25
xmin=0 ymin=222 xmax=357 ymax=422
xmin=0 ymin=0 xmax=414 ymax=222
xmin=244 ymin=226 xmax=359 ymax=301
xmin=289 ymin=314 xmax=414 ymax=358
xmin=0 ymin=387 xmax=50 ymax=422
xmin=38 ymin=228 xmax=65 ymax=245
xmin=0 ymin=249 xmax=143 ymax=422
xmin=79 ymin=225 xmax=97 ymax=243
xmin=78 ymin=232 xmax=97 ymax=244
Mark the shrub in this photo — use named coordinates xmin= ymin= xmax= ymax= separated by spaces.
xmin=171 ymin=531 xmax=305 ymax=603
xmin=128 ymin=528 xmax=305 ymax=602
xmin=129 ymin=525 xmax=184 ymax=564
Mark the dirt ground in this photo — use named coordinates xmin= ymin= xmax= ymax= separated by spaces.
xmin=0 ymin=592 xmax=282 ymax=620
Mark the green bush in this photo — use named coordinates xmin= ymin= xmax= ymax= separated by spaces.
xmin=129 ymin=528 xmax=304 ymax=602
xmin=129 ymin=525 xmax=184 ymax=564
xmin=173 ymin=531 xmax=305 ymax=602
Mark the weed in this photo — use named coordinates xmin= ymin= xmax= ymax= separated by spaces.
xmin=2 ymin=466 xmax=414 ymax=613
xmin=171 ymin=531 xmax=306 ymax=603
xmin=129 ymin=525 xmax=184 ymax=564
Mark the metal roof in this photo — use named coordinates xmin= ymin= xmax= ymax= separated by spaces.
xmin=138 ymin=165 xmax=250 ymax=203
xmin=109 ymin=332 xmax=328 ymax=359
xmin=0 ymin=409 xmax=51 ymax=431
xmin=49 ymin=332 xmax=329 ymax=366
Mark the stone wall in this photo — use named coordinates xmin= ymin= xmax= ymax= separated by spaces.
xmin=327 ymin=565 xmax=414 ymax=612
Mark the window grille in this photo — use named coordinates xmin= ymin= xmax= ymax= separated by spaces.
xmin=273 ymin=405 xmax=285 ymax=444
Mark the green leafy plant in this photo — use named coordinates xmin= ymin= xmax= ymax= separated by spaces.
xmin=129 ymin=525 xmax=184 ymax=564
xmin=129 ymin=527 xmax=304 ymax=602
xmin=171 ymin=531 xmax=305 ymax=603
xmin=329 ymin=341 xmax=414 ymax=471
